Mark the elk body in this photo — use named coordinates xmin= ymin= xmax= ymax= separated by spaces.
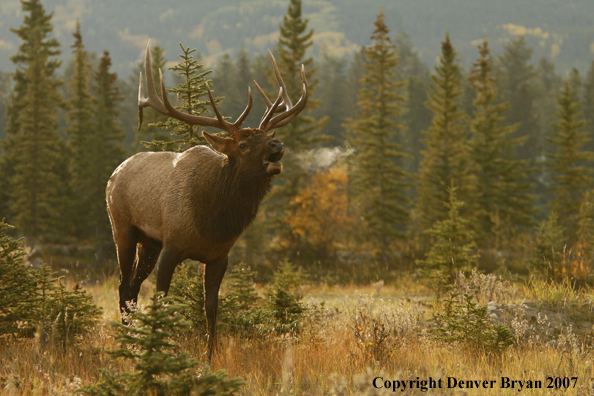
xmin=106 ymin=42 xmax=307 ymax=360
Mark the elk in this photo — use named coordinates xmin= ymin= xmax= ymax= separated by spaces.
xmin=106 ymin=41 xmax=307 ymax=360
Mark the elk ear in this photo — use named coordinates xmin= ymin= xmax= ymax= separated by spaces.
xmin=268 ymin=130 xmax=276 ymax=138
xmin=203 ymin=131 xmax=235 ymax=155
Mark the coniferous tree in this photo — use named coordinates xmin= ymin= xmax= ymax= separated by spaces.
xmin=3 ymin=0 xmax=66 ymax=244
xmin=64 ymin=23 xmax=96 ymax=239
xmin=416 ymin=33 xmax=473 ymax=231
xmin=417 ymin=186 xmax=479 ymax=294
xmin=91 ymin=50 xmax=125 ymax=243
xmin=265 ymin=0 xmax=328 ymax=260
xmin=583 ymin=59 xmax=594 ymax=153
xmin=143 ymin=44 xmax=215 ymax=152
xmin=212 ymin=53 xmax=243 ymax=119
xmin=314 ymin=52 xmax=350 ymax=144
xmin=467 ymin=41 xmax=535 ymax=245
xmin=0 ymin=221 xmax=38 ymax=337
xmin=547 ymin=80 xmax=594 ymax=243
xmin=394 ymin=30 xmax=432 ymax=174
xmin=496 ymin=36 xmax=540 ymax=161
xmin=347 ymin=9 xmax=409 ymax=265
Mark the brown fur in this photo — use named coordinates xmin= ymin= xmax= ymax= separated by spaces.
xmin=106 ymin=129 xmax=283 ymax=360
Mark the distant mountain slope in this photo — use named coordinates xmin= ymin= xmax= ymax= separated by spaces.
xmin=0 ymin=0 xmax=592 ymax=76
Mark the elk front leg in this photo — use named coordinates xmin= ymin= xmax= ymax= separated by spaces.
xmin=204 ymin=256 xmax=228 ymax=362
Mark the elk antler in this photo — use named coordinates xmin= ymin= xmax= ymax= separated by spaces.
xmin=138 ymin=41 xmax=253 ymax=138
xmin=254 ymin=50 xmax=308 ymax=132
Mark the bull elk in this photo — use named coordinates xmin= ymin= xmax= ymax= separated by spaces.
xmin=106 ymin=41 xmax=307 ymax=360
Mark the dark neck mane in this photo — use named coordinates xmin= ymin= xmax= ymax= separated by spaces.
xmin=204 ymin=157 xmax=272 ymax=243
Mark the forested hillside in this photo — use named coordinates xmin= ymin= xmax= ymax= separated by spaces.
xmin=0 ymin=0 xmax=593 ymax=75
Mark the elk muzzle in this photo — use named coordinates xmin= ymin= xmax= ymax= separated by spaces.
xmin=264 ymin=140 xmax=284 ymax=175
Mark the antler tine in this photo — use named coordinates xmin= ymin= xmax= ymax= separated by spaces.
xmin=268 ymin=50 xmax=293 ymax=110
xmin=138 ymin=40 xmax=258 ymax=136
xmin=253 ymin=80 xmax=286 ymax=117
xmin=138 ymin=40 xmax=169 ymax=130
xmin=259 ymin=87 xmax=285 ymax=130
xmin=263 ymin=64 xmax=308 ymax=131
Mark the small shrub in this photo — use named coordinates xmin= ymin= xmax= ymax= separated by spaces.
xmin=434 ymin=293 xmax=514 ymax=354
xmin=79 ymin=294 xmax=243 ymax=396
xmin=0 ymin=222 xmax=101 ymax=347
xmin=0 ymin=221 xmax=38 ymax=337
xmin=417 ymin=187 xmax=479 ymax=294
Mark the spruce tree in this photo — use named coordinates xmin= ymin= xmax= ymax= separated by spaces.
xmin=547 ymin=80 xmax=594 ymax=243
xmin=92 ymin=50 xmax=125 ymax=243
xmin=416 ymin=32 xmax=473 ymax=231
xmin=0 ymin=221 xmax=38 ymax=338
xmin=142 ymin=43 xmax=217 ymax=152
xmin=495 ymin=36 xmax=539 ymax=161
xmin=417 ymin=186 xmax=479 ymax=294
xmin=467 ymin=40 xmax=535 ymax=245
xmin=265 ymin=0 xmax=328 ymax=260
xmin=347 ymin=9 xmax=409 ymax=265
xmin=64 ymin=23 xmax=96 ymax=239
xmin=583 ymin=59 xmax=594 ymax=153
xmin=3 ymin=0 xmax=66 ymax=244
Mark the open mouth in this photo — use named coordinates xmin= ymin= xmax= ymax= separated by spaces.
xmin=264 ymin=150 xmax=284 ymax=174
xmin=265 ymin=151 xmax=284 ymax=164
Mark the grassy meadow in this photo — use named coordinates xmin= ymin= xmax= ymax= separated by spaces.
xmin=2 ymin=264 xmax=594 ymax=395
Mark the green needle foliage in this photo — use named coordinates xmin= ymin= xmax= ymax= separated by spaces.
xmin=467 ymin=40 xmax=535 ymax=246
xmin=0 ymin=221 xmax=38 ymax=338
xmin=65 ymin=23 xmax=97 ymax=239
xmin=347 ymin=9 xmax=410 ymax=265
xmin=91 ymin=50 xmax=126 ymax=244
xmin=143 ymin=43 xmax=218 ymax=152
xmin=265 ymin=0 xmax=329 ymax=260
xmin=79 ymin=294 xmax=243 ymax=396
xmin=0 ymin=221 xmax=101 ymax=346
xmin=530 ymin=211 xmax=566 ymax=278
xmin=3 ymin=0 xmax=67 ymax=244
xmin=434 ymin=293 xmax=514 ymax=354
xmin=416 ymin=32 xmax=473 ymax=232
xmin=417 ymin=186 xmax=479 ymax=294
xmin=547 ymin=80 xmax=594 ymax=243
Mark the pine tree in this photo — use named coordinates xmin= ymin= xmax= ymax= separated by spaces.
xmin=64 ymin=23 xmax=96 ymax=239
xmin=143 ymin=43 xmax=217 ymax=152
xmin=531 ymin=211 xmax=566 ymax=278
xmin=416 ymin=32 xmax=473 ymax=231
xmin=3 ymin=0 xmax=66 ymax=244
xmin=583 ymin=59 xmax=594 ymax=154
xmin=79 ymin=294 xmax=243 ymax=396
xmin=467 ymin=40 xmax=535 ymax=245
xmin=417 ymin=186 xmax=479 ymax=294
xmin=265 ymin=0 xmax=329 ymax=261
xmin=91 ymin=50 xmax=125 ymax=243
xmin=0 ymin=221 xmax=38 ymax=337
xmin=394 ymin=29 xmax=432 ymax=174
xmin=547 ymin=80 xmax=594 ymax=243
xmin=347 ymin=9 xmax=409 ymax=265
xmin=495 ymin=36 xmax=539 ymax=161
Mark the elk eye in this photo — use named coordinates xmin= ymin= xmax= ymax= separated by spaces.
xmin=239 ymin=142 xmax=248 ymax=150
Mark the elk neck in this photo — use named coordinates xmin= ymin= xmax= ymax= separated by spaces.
xmin=198 ymin=156 xmax=272 ymax=243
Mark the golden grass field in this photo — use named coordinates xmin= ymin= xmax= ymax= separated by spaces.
xmin=2 ymin=271 xmax=594 ymax=395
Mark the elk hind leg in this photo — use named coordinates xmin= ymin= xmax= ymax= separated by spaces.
xmin=128 ymin=235 xmax=162 ymax=308
xmin=113 ymin=226 xmax=139 ymax=317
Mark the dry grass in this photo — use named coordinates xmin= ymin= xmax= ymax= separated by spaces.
xmin=2 ymin=275 xmax=594 ymax=395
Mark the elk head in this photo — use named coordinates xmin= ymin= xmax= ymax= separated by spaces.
xmin=137 ymin=41 xmax=308 ymax=176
